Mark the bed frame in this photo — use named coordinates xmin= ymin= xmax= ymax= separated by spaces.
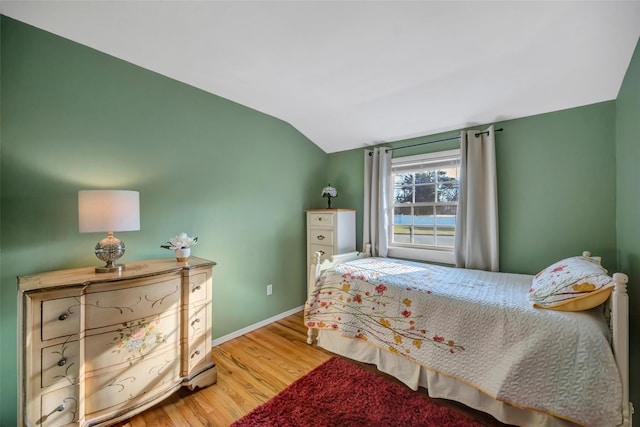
xmin=306 ymin=246 xmax=633 ymax=427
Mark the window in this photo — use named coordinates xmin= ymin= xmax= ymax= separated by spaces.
xmin=388 ymin=149 xmax=460 ymax=264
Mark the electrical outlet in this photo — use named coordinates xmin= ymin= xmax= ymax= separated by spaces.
xmin=267 ymin=284 xmax=273 ymax=296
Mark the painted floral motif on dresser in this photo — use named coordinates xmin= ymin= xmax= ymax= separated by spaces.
xmin=112 ymin=319 xmax=166 ymax=365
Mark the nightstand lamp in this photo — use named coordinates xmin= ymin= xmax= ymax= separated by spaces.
xmin=78 ymin=190 xmax=140 ymax=273
xmin=322 ymin=184 xmax=337 ymax=209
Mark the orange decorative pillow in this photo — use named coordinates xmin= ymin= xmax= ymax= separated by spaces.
xmin=528 ymin=256 xmax=613 ymax=311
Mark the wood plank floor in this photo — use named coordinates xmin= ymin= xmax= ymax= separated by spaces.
xmin=114 ymin=311 xmax=511 ymax=426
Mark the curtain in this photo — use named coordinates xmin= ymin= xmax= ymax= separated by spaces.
xmin=454 ymin=125 xmax=499 ymax=271
xmin=363 ymin=147 xmax=392 ymax=257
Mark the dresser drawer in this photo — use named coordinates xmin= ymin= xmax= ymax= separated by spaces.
xmin=85 ymin=311 xmax=180 ymax=372
xmin=85 ymin=276 xmax=181 ymax=330
xmin=40 ymin=384 xmax=79 ymax=426
xmin=184 ymin=272 xmax=208 ymax=305
xmin=308 ymin=213 xmax=334 ymax=226
xmin=187 ymin=304 xmax=209 ymax=337
xmin=186 ymin=338 xmax=209 ymax=372
xmin=309 ymin=228 xmax=334 ymax=245
xmin=42 ymin=340 xmax=80 ymax=388
xmin=85 ymin=347 xmax=180 ymax=415
xmin=42 ymin=297 xmax=81 ymax=341
xmin=309 ymin=244 xmax=334 ymax=262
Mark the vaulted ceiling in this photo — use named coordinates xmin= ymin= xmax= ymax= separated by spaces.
xmin=2 ymin=1 xmax=639 ymax=153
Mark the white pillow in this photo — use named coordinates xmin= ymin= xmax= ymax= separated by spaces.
xmin=528 ymin=256 xmax=613 ymax=311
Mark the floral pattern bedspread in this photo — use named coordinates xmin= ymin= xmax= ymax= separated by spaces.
xmin=304 ymin=257 xmax=622 ymax=427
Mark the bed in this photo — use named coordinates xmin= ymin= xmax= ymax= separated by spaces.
xmin=304 ymin=246 xmax=632 ymax=427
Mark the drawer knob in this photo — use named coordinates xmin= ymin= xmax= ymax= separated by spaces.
xmin=191 ymin=350 xmax=201 ymax=359
xmin=193 ymin=285 xmax=202 ymax=292
xmin=317 ymin=235 xmax=325 ymax=240
xmin=191 ymin=318 xmax=201 ymax=325
xmin=57 ymin=358 xmax=67 ymax=367
xmin=58 ymin=313 xmax=68 ymax=321
xmin=56 ymin=403 xmax=65 ymax=412
xmin=319 ymin=250 xmax=325 ymax=255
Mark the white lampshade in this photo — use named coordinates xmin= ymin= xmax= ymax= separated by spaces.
xmin=321 ymin=185 xmax=337 ymax=198
xmin=78 ymin=190 xmax=140 ymax=233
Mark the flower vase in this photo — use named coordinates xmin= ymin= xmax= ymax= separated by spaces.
xmin=175 ymin=247 xmax=191 ymax=262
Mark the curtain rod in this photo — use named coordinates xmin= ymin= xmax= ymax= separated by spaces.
xmin=381 ymin=127 xmax=504 ymax=153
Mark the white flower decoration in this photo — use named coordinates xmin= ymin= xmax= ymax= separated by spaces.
xmin=161 ymin=232 xmax=198 ymax=250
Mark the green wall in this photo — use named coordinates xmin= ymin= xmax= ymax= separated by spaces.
xmin=328 ymin=101 xmax=618 ymax=274
xmin=0 ymin=16 xmax=327 ymax=423
xmin=616 ymin=37 xmax=640 ymax=406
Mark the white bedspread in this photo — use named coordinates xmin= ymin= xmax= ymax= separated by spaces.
xmin=304 ymin=257 xmax=622 ymax=426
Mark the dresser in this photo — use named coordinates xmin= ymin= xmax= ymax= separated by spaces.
xmin=18 ymin=257 xmax=216 ymax=427
xmin=306 ymin=209 xmax=356 ymax=282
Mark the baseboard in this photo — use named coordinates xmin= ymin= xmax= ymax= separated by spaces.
xmin=211 ymin=305 xmax=305 ymax=347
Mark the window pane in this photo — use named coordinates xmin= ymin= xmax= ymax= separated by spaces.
xmin=435 ymin=205 xmax=456 ymax=225
xmin=437 ymin=166 xmax=460 ymax=180
xmin=437 ymin=182 xmax=459 ymax=202
xmin=394 ymin=206 xmax=412 ymax=225
xmin=414 ymin=206 xmax=434 ymax=225
xmin=413 ymin=226 xmax=434 ymax=246
xmin=393 ymin=225 xmax=411 ymax=243
xmin=415 ymin=171 xmax=436 ymax=184
xmin=414 ymin=184 xmax=435 ymax=203
xmin=394 ymin=187 xmax=413 ymax=204
xmin=394 ymin=173 xmax=413 ymax=186
xmin=436 ymin=226 xmax=455 ymax=247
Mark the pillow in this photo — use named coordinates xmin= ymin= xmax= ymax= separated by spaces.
xmin=528 ymin=256 xmax=614 ymax=311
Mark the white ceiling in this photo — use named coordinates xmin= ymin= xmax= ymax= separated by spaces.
xmin=2 ymin=1 xmax=640 ymax=153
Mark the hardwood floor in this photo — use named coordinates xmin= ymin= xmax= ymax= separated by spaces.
xmin=114 ymin=311 xmax=510 ymax=427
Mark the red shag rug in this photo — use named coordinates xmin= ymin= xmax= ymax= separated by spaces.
xmin=231 ymin=357 xmax=486 ymax=427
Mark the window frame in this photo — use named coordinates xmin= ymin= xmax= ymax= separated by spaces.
xmin=387 ymin=149 xmax=461 ymax=265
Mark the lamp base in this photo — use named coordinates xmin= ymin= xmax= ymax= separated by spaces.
xmin=94 ymin=232 xmax=126 ymax=274
xmin=95 ymin=263 xmax=125 ymax=274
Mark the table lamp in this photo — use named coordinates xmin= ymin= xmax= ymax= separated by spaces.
xmin=78 ymin=190 xmax=140 ymax=273
xmin=321 ymin=184 xmax=337 ymax=209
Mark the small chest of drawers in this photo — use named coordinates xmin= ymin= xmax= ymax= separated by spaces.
xmin=306 ymin=209 xmax=356 ymax=292
xmin=18 ymin=257 xmax=217 ymax=427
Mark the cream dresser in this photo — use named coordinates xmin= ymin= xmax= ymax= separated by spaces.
xmin=306 ymin=209 xmax=356 ymax=276
xmin=18 ymin=257 xmax=216 ymax=427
